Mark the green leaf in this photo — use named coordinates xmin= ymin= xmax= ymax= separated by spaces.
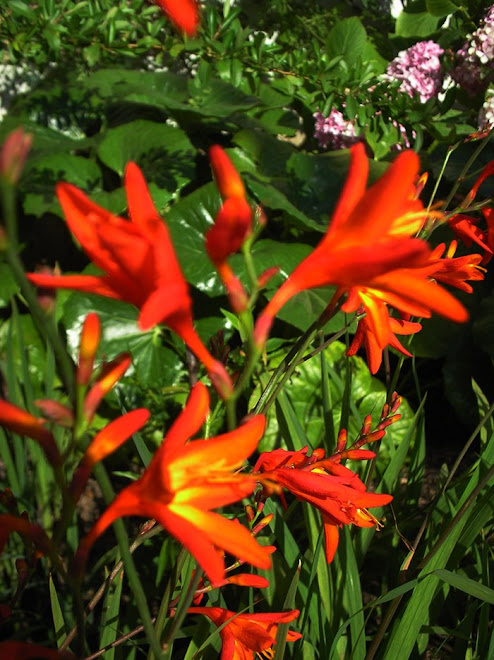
xmin=99 ymin=571 xmax=124 ymax=659
xmin=82 ymin=69 xmax=260 ymax=118
xmin=62 ymin=292 xmax=184 ymax=388
xmin=22 ymin=154 xmax=101 ymax=217
xmin=425 ymin=0 xmax=458 ymax=16
xmin=396 ymin=2 xmax=439 ymax=37
xmin=97 ymin=119 xmax=195 ymax=196
xmin=49 ymin=574 xmax=67 ymax=648
xmin=326 ymin=18 xmax=367 ymax=67
xmin=433 ymin=568 xmax=494 ymax=605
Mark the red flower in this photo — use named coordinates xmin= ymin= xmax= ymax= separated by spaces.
xmin=188 ymin=607 xmax=302 ymax=659
xmin=153 ymin=0 xmax=199 ymax=36
xmin=27 ymin=163 xmax=232 ymax=398
xmin=429 ymin=241 xmax=485 ymax=293
xmin=75 ymin=383 xmax=271 ymax=584
xmin=254 ymin=143 xmax=467 ymax=346
xmin=255 ymin=445 xmax=392 ymax=563
xmin=347 ymin=302 xmax=422 ymax=374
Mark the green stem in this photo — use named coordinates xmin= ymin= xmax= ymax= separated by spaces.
xmin=1 ymin=179 xmax=75 ymax=400
xmin=442 ymin=132 xmax=493 ymax=211
xmin=93 ymin=463 xmax=164 ymax=659
xmin=161 ymin=566 xmax=203 ymax=659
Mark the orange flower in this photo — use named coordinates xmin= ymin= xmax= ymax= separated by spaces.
xmin=255 ymin=445 xmax=392 ymax=563
xmin=153 ymin=0 xmax=199 ymax=36
xmin=75 ymin=383 xmax=271 ymax=584
xmin=254 ymin=143 xmax=467 ymax=346
xmin=187 ymin=607 xmax=302 ymax=659
xmin=27 ymin=163 xmax=232 ymax=398
xmin=429 ymin=241 xmax=485 ymax=293
xmin=347 ymin=304 xmax=422 ymax=374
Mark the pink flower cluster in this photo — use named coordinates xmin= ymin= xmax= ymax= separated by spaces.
xmin=384 ymin=40 xmax=444 ymax=103
xmin=478 ymin=86 xmax=494 ymax=132
xmin=313 ymin=109 xmax=359 ymax=150
xmin=451 ymin=5 xmax=494 ymax=96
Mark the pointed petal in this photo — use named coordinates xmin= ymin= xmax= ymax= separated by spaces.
xmin=209 ymin=146 xmax=246 ymax=199
xmin=0 ymin=401 xmax=61 ymax=465
xmin=325 ymin=142 xmax=368 ymax=237
xmin=27 ymin=273 xmax=121 ymax=299
xmin=84 ymin=409 xmax=150 ymax=467
xmin=138 ymin=283 xmax=191 ymax=331
xmin=159 ymin=382 xmax=209 ymax=455
xmin=172 ymin=506 xmax=272 ymax=572
xmin=322 ymin=516 xmax=340 ymax=562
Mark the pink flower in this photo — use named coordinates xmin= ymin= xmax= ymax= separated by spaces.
xmin=384 ymin=41 xmax=444 ymax=102
xmin=313 ymin=109 xmax=359 ymax=150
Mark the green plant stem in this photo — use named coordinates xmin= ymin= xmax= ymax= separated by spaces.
xmin=442 ymin=132 xmax=493 ymax=211
xmin=1 ymin=179 xmax=75 ymax=400
xmin=93 ymin=462 xmax=164 ymax=659
xmin=252 ymin=301 xmax=342 ymax=415
xmin=426 ymin=142 xmax=458 ymax=212
xmin=161 ymin=566 xmax=203 ymax=659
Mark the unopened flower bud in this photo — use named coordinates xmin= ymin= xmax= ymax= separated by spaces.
xmin=0 ymin=128 xmax=32 ymax=185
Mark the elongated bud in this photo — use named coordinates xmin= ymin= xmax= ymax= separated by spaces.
xmin=258 ymin=266 xmax=280 ymax=289
xmin=378 ymin=414 xmax=401 ymax=430
xmin=0 ymin=128 xmax=32 ymax=185
xmin=83 ymin=353 xmax=131 ymax=422
xmin=355 ymin=430 xmax=385 ymax=447
xmin=361 ymin=414 xmax=372 ymax=436
xmin=35 ymin=399 xmax=74 ymax=428
xmin=390 ymin=393 xmax=402 ymax=414
xmin=252 ymin=513 xmax=274 ymax=536
xmin=77 ymin=313 xmax=101 ymax=386
xmin=209 ymin=145 xmax=246 ymax=199
xmin=336 ymin=428 xmax=347 ymax=452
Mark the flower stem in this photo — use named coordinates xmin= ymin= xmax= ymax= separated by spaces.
xmin=93 ymin=462 xmax=164 ymax=659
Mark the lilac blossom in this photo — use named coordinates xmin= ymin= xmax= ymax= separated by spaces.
xmin=384 ymin=40 xmax=444 ymax=102
xmin=478 ymin=87 xmax=494 ymax=132
xmin=313 ymin=109 xmax=359 ymax=150
xmin=451 ymin=5 xmax=494 ymax=95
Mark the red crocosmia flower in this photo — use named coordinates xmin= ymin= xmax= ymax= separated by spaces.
xmin=0 ymin=641 xmax=76 ymax=659
xmin=74 ymin=383 xmax=270 ymax=584
xmin=254 ymin=143 xmax=468 ymax=346
xmin=153 ymin=0 xmax=199 ymax=36
xmin=255 ymin=446 xmax=392 ymax=563
xmin=428 ymin=241 xmax=485 ymax=293
xmin=27 ymin=163 xmax=232 ymax=398
xmin=347 ymin=305 xmax=422 ymax=374
xmin=0 ymin=401 xmax=61 ymax=466
xmin=188 ymin=607 xmax=302 ymax=659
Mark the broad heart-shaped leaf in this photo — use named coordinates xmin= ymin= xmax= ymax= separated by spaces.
xmin=0 ymin=116 xmax=92 ymax=155
xmin=425 ymin=0 xmax=458 ymax=17
xmin=97 ymin=120 xmax=195 ymax=196
xmin=22 ymin=154 xmax=101 ymax=217
xmin=250 ymin=341 xmax=414 ymax=453
xmin=326 ymin=17 xmax=367 ymax=67
xmin=62 ymin=292 xmax=185 ymax=388
xmin=81 ymin=69 xmax=260 ymax=118
xmin=396 ymin=0 xmax=439 ymax=37
xmin=164 ymin=182 xmax=318 ymax=301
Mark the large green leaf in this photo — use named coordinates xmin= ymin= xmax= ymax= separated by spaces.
xmin=97 ymin=119 xmax=195 ymax=198
xmin=22 ymin=153 xmax=101 ymax=217
xmin=326 ymin=18 xmax=367 ymax=67
xmin=396 ymin=1 xmax=439 ymax=37
xmin=82 ymin=69 xmax=260 ymax=118
xmin=62 ymin=292 xmax=184 ymax=388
